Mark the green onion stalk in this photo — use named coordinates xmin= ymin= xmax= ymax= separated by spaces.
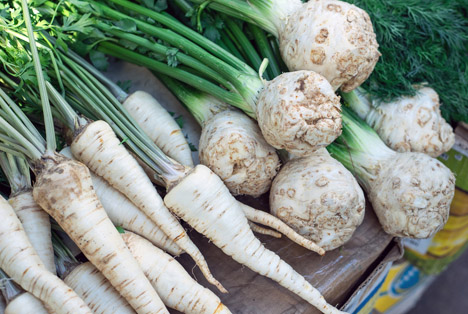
xmin=44 ymin=0 xmax=344 ymax=157
xmin=327 ymin=107 xmax=455 ymax=238
xmin=341 ymin=87 xmax=455 ymax=158
xmin=188 ymin=0 xmax=381 ymax=92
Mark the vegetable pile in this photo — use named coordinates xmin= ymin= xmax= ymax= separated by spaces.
xmin=0 ymin=0 xmax=463 ymax=313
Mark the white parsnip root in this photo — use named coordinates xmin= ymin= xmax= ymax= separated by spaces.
xmin=123 ymin=90 xmax=194 ymax=167
xmin=71 ymin=121 xmax=224 ymax=293
xmin=0 ymin=195 xmax=91 ymax=314
xmin=5 ymin=292 xmax=49 ymax=314
xmin=64 ymin=262 xmax=135 ymax=314
xmin=241 ymin=203 xmax=326 ymax=254
xmin=60 ymin=147 xmax=182 ymax=256
xmin=123 ymin=232 xmax=232 ymax=314
xmin=164 ymin=165 xmax=346 ymax=314
xmin=8 ymin=191 xmax=55 ymax=273
xmin=33 ymin=153 xmax=168 ymax=314
xmin=270 ymin=149 xmax=365 ymax=250
xmin=248 ymin=221 xmax=282 ymax=238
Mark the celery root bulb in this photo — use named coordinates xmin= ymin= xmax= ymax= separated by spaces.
xmin=279 ymin=0 xmax=380 ymax=91
xmin=199 ymin=110 xmax=280 ymax=196
xmin=257 ymin=71 xmax=342 ymax=156
xmin=270 ymin=149 xmax=365 ymax=250
xmin=365 ymin=87 xmax=455 ymax=157
xmin=369 ymin=152 xmax=454 ymax=238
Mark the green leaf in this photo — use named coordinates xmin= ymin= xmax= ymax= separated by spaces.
xmin=55 ymin=37 xmax=68 ymax=52
xmin=117 ymin=80 xmax=132 ymax=93
xmin=141 ymin=0 xmax=167 ymax=12
xmin=116 ymin=226 xmax=125 ymax=234
xmin=174 ymin=115 xmax=184 ymax=129
xmin=189 ymin=142 xmax=197 ymax=152
xmin=89 ymin=50 xmax=108 ymax=71
xmin=113 ymin=19 xmax=137 ymax=33
xmin=119 ymin=39 xmax=139 ymax=51
xmin=155 ymin=0 xmax=168 ymax=11
xmin=166 ymin=48 xmax=179 ymax=67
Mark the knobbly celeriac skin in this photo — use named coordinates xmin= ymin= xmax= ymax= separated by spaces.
xmin=278 ymin=0 xmax=380 ymax=91
xmin=368 ymin=152 xmax=455 ymax=238
xmin=199 ymin=110 xmax=280 ymax=197
xmin=270 ymin=149 xmax=365 ymax=250
xmin=256 ymin=70 xmax=342 ymax=157
xmin=365 ymin=87 xmax=455 ymax=157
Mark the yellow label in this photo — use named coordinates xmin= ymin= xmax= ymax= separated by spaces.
xmin=374 ymin=262 xmax=419 ymax=312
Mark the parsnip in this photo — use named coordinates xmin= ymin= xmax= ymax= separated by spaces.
xmin=64 ymin=262 xmax=135 ymax=314
xmin=62 ymin=48 xmax=194 ymax=167
xmin=122 ymin=232 xmax=232 ymax=314
xmin=0 ymin=9 xmax=166 ymax=313
xmin=53 ymin=231 xmax=135 ymax=314
xmin=164 ymin=165 xmax=345 ymax=314
xmin=60 ymin=147 xmax=182 ymax=256
xmin=123 ymin=90 xmax=194 ymax=167
xmin=248 ymin=222 xmax=282 ymax=238
xmin=0 ymin=268 xmax=49 ymax=314
xmin=9 ymin=191 xmax=55 ymax=273
xmin=241 ymin=204 xmax=326 ymax=254
xmin=0 ymin=195 xmax=91 ymax=314
xmin=70 ymin=121 xmax=224 ymax=292
xmin=33 ymin=153 xmax=169 ymax=314
xmin=0 ymin=154 xmax=55 ymax=274
xmin=5 ymin=293 xmax=49 ymax=314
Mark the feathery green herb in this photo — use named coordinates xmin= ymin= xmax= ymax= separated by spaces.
xmin=344 ymin=0 xmax=468 ymax=123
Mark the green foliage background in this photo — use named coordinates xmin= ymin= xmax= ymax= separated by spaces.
xmin=344 ymin=0 xmax=468 ymax=123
